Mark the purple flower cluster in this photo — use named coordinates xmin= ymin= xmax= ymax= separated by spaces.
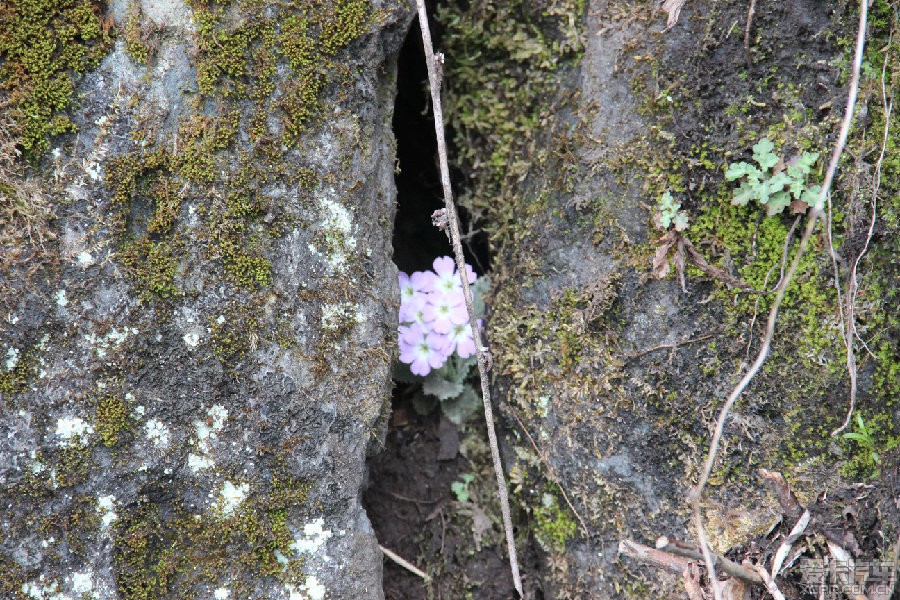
xmin=398 ymin=256 xmax=479 ymax=376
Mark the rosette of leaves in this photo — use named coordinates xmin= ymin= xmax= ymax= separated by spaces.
xmin=725 ymin=138 xmax=823 ymax=216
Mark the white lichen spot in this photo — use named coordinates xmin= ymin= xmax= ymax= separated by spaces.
xmin=145 ymin=418 xmax=170 ymax=449
xmin=55 ymin=417 xmax=94 ymax=446
xmin=320 ymin=303 xmax=361 ymax=331
xmin=310 ymin=194 xmax=357 ymax=272
xmin=183 ymin=332 xmax=201 ymax=347
xmin=134 ymin=404 xmax=145 ymax=417
xmin=22 ymin=577 xmax=59 ymax=599
xmin=216 ymin=481 xmax=249 ymax=517
xmin=285 ymin=576 xmax=326 ymax=600
xmin=216 ymin=315 xmax=226 ymax=325
xmin=85 ymin=327 xmax=134 ymax=358
xmin=77 ymin=251 xmax=95 ymax=267
xmin=4 ymin=346 xmax=19 ymax=371
xmin=187 ymin=454 xmax=213 ymax=471
xmin=71 ymin=570 xmax=93 ymax=595
xmin=55 ymin=289 xmax=68 ymax=307
xmin=290 ymin=518 xmax=332 ymax=555
xmin=188 ymin=405 xmax=227 ymax=472
xmin=214 ymin=587 xmax=230 ymax=600
xmin=98 ymin=495 xmax=118 ymax=528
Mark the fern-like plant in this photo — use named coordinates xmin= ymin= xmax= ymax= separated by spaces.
xmin=725 ymin=138 xmax=822 ymax=216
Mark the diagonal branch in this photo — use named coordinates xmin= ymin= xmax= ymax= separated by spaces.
xmin=413 ymin=1 xmax=524 ymax=595
xmin=689 ymin=1 xmax=870 ymax=598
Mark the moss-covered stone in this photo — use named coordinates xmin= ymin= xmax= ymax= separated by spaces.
xmin=95 ymin=393 xmax=130 ymax=448
xmin=119 ymin=237 xmax=180 ymax=299
xmin=0 ymin=0 xmax=115 ymax=156
xmin=113 ymin=473 xmax=310 ymax=599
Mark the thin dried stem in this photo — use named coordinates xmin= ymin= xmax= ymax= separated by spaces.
xmin=689 ymin=2 xmax=869 ymax=597
xmin=655 ymin=536 xmax=764 ymax=586
xmin=413 ymin=2 xmax=523 ymax=595
xmin=380 ymin=545 xmax=431 ymax=582
xmin=832 ymin=26 xmax=894 ymax=437
xmin=504 ymin=404 xmax=590 ymax=540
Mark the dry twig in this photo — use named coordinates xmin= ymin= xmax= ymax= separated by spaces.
xmin=751 ymin=564 xmax=786 ymax=600
xmin=380 ymin=545 xmax=431 ymax=582
xmin=689 ymin=1 xmax=870 ymax=597
xmin=618 ymin=538 xmax=694 ymax=574
xmin=656 ymin=536 xmax=764 ymax=586
xmin=831 ymin=27 xmax=894 ymax=437
xmin=743 ymin=0 xmax=757 ymax=60
xmin=826 ymin=542 xmax=870 ymax=600
xmin=413 ymin=1 xmax=523 ymax=594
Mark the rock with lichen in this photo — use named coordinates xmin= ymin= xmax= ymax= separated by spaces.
xmin=0 ymin=0 xmax=411 ymax=597
xmin=437 ymin=0 xmax=900 ymax=596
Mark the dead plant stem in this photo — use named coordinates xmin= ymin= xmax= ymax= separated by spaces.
xmin=413 ymin=1 xmax=523 ymax=595
xmin=832 ymin=26 xmax=894 ymax=437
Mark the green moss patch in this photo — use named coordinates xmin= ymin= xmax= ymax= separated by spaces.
xmin=0 ymin=0 xmax=115 ymax=156
xmin=114 ymin=473 xmax=310 ymax=599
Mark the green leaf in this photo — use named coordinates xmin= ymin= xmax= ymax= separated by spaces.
xmin=843 ymin=432 xmax=869 ymax=442
xmin=471 ymin=276 xmax=490 ymax=318
xmin=766 ymin=191 xmax=791 ymax=215
xmin=659 ymin=212 xmax=673 ymax=229
xmin=725 ymin=161 xmax=759 ymax=181
xmin=797 ymin=151 xmax=819 ymax=171
xmin=801 ymin=185 xmax=823 ymax=210
xmin=450 ymin=481 xmax=470 ymax=502
xmin=658 ymin=191 xmax=676 ymax=210
xmin=767 ymin=172 xmax=791 ymax=193
xmin=423 ymin=373 xmax=465 ymax=400
xmin=855 ymin=413 xmax=868 ymax=435
xmin=788 ymin=176 xmax=805 ymax=198
xmin=731 ymin=181 xmax=756 ymax=206
xmin=442 ymin=386 xmax=480 ymax=425
xmin=752 ymin=138 xmax=778 ymax=170
xmin=755 ymin=179 xmax=772 ymax=204
xmin=673 ymin=211 xmax=689 ymax=232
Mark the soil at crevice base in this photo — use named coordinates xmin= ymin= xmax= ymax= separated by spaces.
xmin=364 ymin=394 xmax=538 ymax=599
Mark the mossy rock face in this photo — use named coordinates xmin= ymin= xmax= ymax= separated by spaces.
xmin=439 ymin=0 xmax=899 ymax=596
xmin=0 ymin=0 xmax=410 ymax=596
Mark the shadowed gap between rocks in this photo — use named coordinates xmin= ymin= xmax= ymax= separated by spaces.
xmin=365 ymin=10 xmax=513 ymax=599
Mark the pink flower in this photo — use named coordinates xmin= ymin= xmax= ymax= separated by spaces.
xmin=445 ymin=320 xmax=480 ymax=358
xmin=399 ymin=272 xmax=427 ymax=323
xmin=431 ymin=256 xmax=476 ymax=298
xmin=423 ymin=292 xmax=468 ymax=334
xmin=399 ymin=323 xmax=449 ymax=376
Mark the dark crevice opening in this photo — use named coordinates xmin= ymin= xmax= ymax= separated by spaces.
xmin=390 ymin=9 xmax=490 ymax=275
xmin=365 ymin=15 xmax=518 ymax=600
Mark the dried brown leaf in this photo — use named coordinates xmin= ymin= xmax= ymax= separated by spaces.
xmin=674 ymin=240 xmax=686 ymax=292
xmin=659 ymin=0 xmax=688 ymax=31
xmin=682 ymin=563 xmax=704 ymax=600
xmin=722 ymin=577 xmax=750 ymax=600
xmin=682 ymin=236 xmax=752 ymax=290
xmin=652 ymin=231 xmax=677 ymax=279
xmin=790 ymin=199 xmax=809 ymax=214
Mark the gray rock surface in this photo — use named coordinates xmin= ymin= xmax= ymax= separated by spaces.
xmin=438 ymin=0 xmax=898 ymax=596
xmin=0 ymin=0 xmax=411 ymax=597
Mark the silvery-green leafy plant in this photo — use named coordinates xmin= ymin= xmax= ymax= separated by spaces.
xmin=725 ymin=138 xmax=823 ymax=216
xmin=654 ymin=191 xmax=689 ymax=232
